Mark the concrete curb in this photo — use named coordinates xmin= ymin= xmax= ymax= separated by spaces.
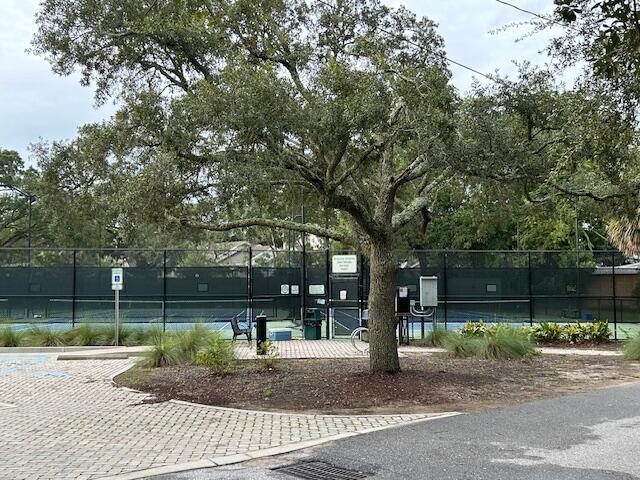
xmin=0 ymin=346 xmax=119 ymax=354
xmin=97 ymin=412 xmax=461 ymax=480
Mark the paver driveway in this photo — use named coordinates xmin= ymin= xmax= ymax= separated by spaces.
xmin=0 ymin=354 xmax=441 ymax=480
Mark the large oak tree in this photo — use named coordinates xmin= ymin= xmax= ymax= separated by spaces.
xmin=34 ymin=0 xmax=459 ymax=372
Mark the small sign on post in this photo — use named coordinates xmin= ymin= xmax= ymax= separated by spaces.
xmin=111 ymin=268 xmax=124 ymax=346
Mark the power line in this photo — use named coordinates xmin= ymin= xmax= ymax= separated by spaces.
xmin=494 ymin=0 xmax=581 ymax=33
xmin=436 ymin=52 xmax=501 ymax=84
xmin=378 ymin=27 xmax=505 ymax=85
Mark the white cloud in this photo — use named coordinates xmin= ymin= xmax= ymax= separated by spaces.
xmin=0 ymin=0 xmax=558 ymax=165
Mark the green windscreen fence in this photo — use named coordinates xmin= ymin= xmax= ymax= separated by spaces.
xmin=0 ymin=248 xmax=637 ymax=338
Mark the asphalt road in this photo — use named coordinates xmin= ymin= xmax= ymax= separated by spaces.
xmin=152 ymin=382 xmax=640 ymax=480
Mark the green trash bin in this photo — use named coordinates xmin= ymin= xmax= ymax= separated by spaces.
xmin=303 ymin=308 xmax=322 ymax=340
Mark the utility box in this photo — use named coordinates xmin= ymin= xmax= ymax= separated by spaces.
xmin=396 ymin=286 xmax=411 ymax=315
xmin=420 ymin=276 xmax=438 ymax=307
xmin=303 ymin=308 xmax=322 ymax=340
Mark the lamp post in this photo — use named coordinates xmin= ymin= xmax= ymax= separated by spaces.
xmin=0 ymin=184 xmax=34 ymax=265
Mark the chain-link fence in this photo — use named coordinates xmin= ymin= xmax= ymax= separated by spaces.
xmin=0 ymin=248 xmax=637 ymax=339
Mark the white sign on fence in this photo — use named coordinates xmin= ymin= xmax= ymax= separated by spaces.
xmin=111 ymin=268 xmax=124 ymax=291
xmin=332 ymin=254 xmax=357 ymax=274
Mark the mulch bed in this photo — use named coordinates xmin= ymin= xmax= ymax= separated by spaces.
xmin=116 ymin=353 xmax=640 ymax=415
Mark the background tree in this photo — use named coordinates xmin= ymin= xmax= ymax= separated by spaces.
xmin=0 ymin=149 xmax=47 ymax=249
xmin=542 ymin=0 xmax=640 ymax=255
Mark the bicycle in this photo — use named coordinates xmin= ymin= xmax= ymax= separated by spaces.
xmin=350 ymin=326 xmax=369 ymax=354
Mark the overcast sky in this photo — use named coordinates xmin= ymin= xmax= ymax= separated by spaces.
xmin=0 ymin=0 xmax=555 ymax=166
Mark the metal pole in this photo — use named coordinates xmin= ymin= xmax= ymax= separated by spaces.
xmin=115 ymin=289 xmax=120 ymax=346
xmin=528 ymin=251 xmax=533 ymax=327
xmin=27 ymin=196 xmax=32 ymax=267
xmin=612 ymin=251 xmax=618 ymax=340
xmin=301 ymin=204 xmax=306 ymax=323
xmin=71 ymin=249 xmax=77 ymax=328
xmin=248 ymin=246 xmax=253 ymax=325
xmin=325 ymin=248 xmax=330 ymax=339
xmin=575 ymin=202 xmax=579 ymax=267
xmin=443 ymin=252 xmax=448 ymax=329
xmin=162 ymin=250 xmax=167 ymax=332
xmin=358 ymin=254 xmax=364 ymax=326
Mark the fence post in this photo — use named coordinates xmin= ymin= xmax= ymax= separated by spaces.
xmin=325 ymin=248 xmax=330 ymax=339
xmin=71 ymin=249 xmax=76 ymax=328
xmin=358 ymin=254 xmax=365 ymax=325
xmin=528 ymin=251 xmax=533 ymax=327
xmin=443 ymin=252 xmax=448 ymax=330
xmin=162 ymin=250 xmax=167 ymax=332
xmin=248 ymin=246 xmax=253 ymax=324
xmin=301 ymin=243 xmax=306 ymax=322
xmin=612 ymin=251 xmax=617 ymax=340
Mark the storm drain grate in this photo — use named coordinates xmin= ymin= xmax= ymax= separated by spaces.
xmin=272 ymin=460 xmax=371 ymax=480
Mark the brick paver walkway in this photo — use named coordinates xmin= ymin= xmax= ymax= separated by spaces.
xmin=235 ymin=339 xmax=369 ymax=359
xmin=0 ymin=354 xmax=440 ymax=480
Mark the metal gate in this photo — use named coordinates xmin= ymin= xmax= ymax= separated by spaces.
xmin=329 ymin=268 xmax=365 ymax=338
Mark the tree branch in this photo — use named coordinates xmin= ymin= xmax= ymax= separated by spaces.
xmin=391 ymin=169 xmax=450 ymax=231
xmin=169 ymin=215 xmax=354 ymax=245
xmin=547 ymin=181 xmax=625 ymax=201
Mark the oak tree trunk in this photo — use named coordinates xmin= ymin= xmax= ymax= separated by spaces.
xmin=367 ymin=241 xmax=400 ymax=373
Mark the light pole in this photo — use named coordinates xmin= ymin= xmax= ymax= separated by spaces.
xmin=0 ymin=184 xmax=35 ymax=265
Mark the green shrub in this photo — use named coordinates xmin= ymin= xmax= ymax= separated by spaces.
xmin=256 ymin=339 xmax=279 ymax=369
xmin=563 ymin=324 xmax=583 ymax=343
xmin=460 ymin=320 xmax=490 ymax=337
xmin=25 ymin=327 xmax=66 ymax=347
xmin=142 ymin=328 xmax=179 ymax=367
xmin=531 ymin=322 xmax=564 ymax=343
xmin=0 ymin=327 xmax=24 ymax=347
xmin=173 ymin=324 xmax=212 ymax=364
xmin=587 ymin=321 xmax=612 ymax=342
xmin=530 ymin=321 xmax=611 ymax=344
xmin=623 ymin=335 xmax=640 ymax=360
xmin=196 ymin=333 xmax=236 ymax=374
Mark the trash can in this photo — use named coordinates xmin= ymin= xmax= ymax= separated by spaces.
xmin=256 ymin=314 xmax=267 ymax=352
xmin=303 ymin=308 xmax=322 ymax=340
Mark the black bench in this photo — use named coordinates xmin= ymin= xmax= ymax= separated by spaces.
xmin=231 ymin=317 xmax=252 ymax=343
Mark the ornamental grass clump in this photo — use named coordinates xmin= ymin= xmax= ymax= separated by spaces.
xmin=0 ymin=326 xmax=24 ymax=347
xmin=25 ymin=326 xmax=66 ymax=347
xmin=173 ymin=324 xmax=213 ymax=365
xmin=475 ymin=325 xmax=536 ymax=360
xmin=142 ymin=328 xmax=179 ymax=367
xmin=443 ymin=334 xmax=481 ymax=358
xmin=445 ymin=325 xmax=535 ymax=360
xmin=623 ymin=334 xmax=640 ymax=361
xmin=67 ymin=324 xmax=103 ymax=346
xmin=416 ymin=325 xmax=453 ymax=347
